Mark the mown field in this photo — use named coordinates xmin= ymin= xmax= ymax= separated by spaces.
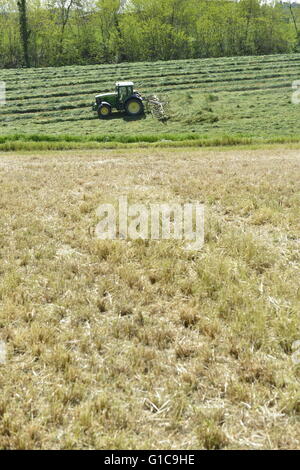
xmin=1 ymin=53 xmax=300 ymax=147
xmin=0 ymin=145 xmax=299 ymax=449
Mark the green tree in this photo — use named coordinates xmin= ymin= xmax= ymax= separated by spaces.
xmin=0 ymin=0 xmax=298 ymax=68
xmin=17 ymin=0 xmax=31 ymax=66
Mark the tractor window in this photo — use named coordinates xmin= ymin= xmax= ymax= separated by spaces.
xmin=119 ymin=87 xmax=127 ymax=102
xmin=118 ymin=86 xmax=133 ymax=101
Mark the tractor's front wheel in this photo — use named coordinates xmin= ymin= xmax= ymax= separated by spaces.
xmin=98 ymin=103 xmax=112 ymax=119
xmin=125 ymin=98 xmax=144 ymax=117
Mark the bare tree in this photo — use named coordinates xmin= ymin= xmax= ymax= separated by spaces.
xmin=58 ymin=0 xmax=75 ymax=56
xmin=288 ymin=2 xmax=298 ymax=36
xmin=47 ymin=0 xmax=83 ymax=58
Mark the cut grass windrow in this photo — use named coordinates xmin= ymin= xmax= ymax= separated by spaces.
xmin=1 ymin=134 xmax=300 ymax=152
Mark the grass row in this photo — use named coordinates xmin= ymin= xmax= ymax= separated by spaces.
xmin=1 ymin=133 xmax=300 ymax=152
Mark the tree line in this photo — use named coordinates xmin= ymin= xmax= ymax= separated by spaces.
xmin=0 ymin=0 xmax=299 ymax=69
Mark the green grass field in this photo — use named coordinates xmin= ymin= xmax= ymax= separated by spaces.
xmin=1 ymin=53 xmax=300 ymax=148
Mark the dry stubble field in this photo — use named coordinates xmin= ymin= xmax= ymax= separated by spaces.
xmin=0 ymin=145 xmax=299 ymax=449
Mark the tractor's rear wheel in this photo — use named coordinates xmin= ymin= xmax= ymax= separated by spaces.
xmin=125 ymin=98 xmax=144 ymax=117
xmin=98 ymin=103 xmax=112 ymax=119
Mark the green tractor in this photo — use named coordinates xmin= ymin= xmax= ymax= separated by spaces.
xmin=93 ymin=81 xmax=144 ymax=119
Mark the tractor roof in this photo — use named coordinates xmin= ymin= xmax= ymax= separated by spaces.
xmin=116 ymin=81 xmax=134 ymax=87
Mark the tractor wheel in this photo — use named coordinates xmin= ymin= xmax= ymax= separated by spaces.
xmin=125 ymin=98 xmax=144 ymax=117
xmin=98 ymin=103 xmax=111 ymax=119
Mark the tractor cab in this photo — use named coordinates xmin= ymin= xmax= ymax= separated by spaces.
xmin=116 ymin=81 xmax=134 ymax=104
